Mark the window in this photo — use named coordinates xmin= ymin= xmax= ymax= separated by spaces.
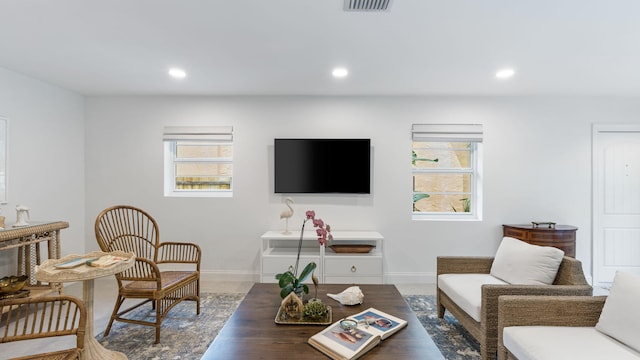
xmin=411 ymin=124 xmax=483 ymax=220
xmin=163 ymin=126 xmax=233 ymax=197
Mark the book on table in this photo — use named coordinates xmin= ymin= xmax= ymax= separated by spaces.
xmin=54 ymin=254 xmax=126 ymax=269
xmin=307 ymin=307 xmax=407 ymax=360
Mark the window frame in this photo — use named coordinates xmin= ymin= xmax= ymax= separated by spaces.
xmin=411 ymin=124 xmax=483 ymax=221
xmin=163 ymin=126 xmax=233 ymax=198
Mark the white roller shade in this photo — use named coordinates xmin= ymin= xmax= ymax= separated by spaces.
xmin=412 ymin=124 xmax=483 ymax=143
xmin=163 ymin=126 xmax=233 ymax=141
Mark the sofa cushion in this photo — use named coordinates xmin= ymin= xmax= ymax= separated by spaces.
xmin=596 ymin=271 xmax=640 ymax=353
xmin=504 ymin=326 xmax=640 ymax=360
xmin=437 ymin=273 xmax=507 ymax=322
xmin=490 ymin=236 xmax=564 ymax=285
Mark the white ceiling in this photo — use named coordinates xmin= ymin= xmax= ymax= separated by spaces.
xmin=1 ymin=0 xmax=639 ymax=96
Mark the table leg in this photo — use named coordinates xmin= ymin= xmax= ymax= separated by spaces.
xmin=82 ymin=279 xmax=127 ymax=360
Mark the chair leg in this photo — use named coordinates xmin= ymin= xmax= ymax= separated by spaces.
xmin=104 ymin=295 xmax=125 ymax=337
xmin=196 ymin=280 xmax=201 ymax=315
xmin=436 ymin=293 xmax=445 ymax=318
xmin=480 ymin=340 xmax=498 ymax=360
xmin=155 ymin=299 xmax=162 ymax=344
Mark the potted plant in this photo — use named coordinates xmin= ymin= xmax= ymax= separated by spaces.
xmin=275 ymin=261 xmax=317 ymax=299
xmin=275 ymin=210 xmax=332 ymax=299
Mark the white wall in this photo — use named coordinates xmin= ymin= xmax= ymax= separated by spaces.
xmin=2 ymin=67 xmax=636 ymax=285
xmin=84 ymin=95 xmax=640 ymax=283
xmin=0 ymin=67 xmax=85 ymax=276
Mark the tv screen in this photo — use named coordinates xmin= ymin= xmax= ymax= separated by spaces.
xmin=274 ymin=138 xmax=371 ymax=194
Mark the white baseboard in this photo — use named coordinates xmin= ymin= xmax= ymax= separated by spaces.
xmin=199 ymin=270 xmax=258 ymax=282
xmin=152 ymin=270 xmax=591 ymax=290
xmin=384 ymin=272 xmax=437 ymax=284
xmin=199 ymin=270 xmax=437 ymax=285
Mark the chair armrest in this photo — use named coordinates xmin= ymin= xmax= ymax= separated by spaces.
xmin=554 ymin=256 xmax=590 ymax=285
xmin=117 ymin=258 xmax=162 ymax=285
xmin=498 ymin=295 xmax=606 ymax=328
xmin=158 ymin=242 xmax=202 ymax=268
xmin=437 ymin=256 xmax=494 ymax=275
xmin=482 ymin=283 xmax=594 ymax=326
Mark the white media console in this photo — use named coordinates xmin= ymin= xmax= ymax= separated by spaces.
xmin=260 ymin=230 xmax=384 ymax=284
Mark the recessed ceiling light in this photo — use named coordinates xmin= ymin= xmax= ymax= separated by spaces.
xmin=495 ymin=68 xmax=515 ymax=79
xmin=332 ymin=67 xmax=348 ymax=78
xmin=168 ymin=68 xmax=187 ymax=79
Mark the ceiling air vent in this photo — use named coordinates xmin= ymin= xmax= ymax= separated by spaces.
xmin=344 ymin=0 xmax=393 ymax=12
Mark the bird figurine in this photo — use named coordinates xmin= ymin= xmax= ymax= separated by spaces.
xmin=312 ymin=271 xmax=319 ymax=300
xmin=327 ymin=286 xmax=364 ymax=305
xmin=280 ymin=197 xmax=294 ymax=234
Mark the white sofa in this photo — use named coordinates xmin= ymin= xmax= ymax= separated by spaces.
xmin=498 ymin=271 xmax=640 ymax=360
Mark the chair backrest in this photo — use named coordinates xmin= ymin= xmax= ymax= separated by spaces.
xmin=95 ymin=205 xmax=159 ymax=262
xmin=0 ymin=295 xmax=86 ymax=349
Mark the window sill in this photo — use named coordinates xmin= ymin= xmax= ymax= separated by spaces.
xmin=412 ymin=213 xmax=482 ymax=221
xmin=164 ymin=191 xmax=233 ymax=198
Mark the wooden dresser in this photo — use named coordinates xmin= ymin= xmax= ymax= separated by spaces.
xmin=502 ymin=224 xmax=577 ymax=258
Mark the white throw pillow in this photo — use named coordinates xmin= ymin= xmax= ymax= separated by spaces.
xmin=596 ymin=271 xmax=640 ymax=353
xmin=490 ymin=237 xmax=565 ymax=285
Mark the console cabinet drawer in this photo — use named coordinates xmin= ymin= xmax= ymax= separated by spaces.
xmin=503 ymin=224 xmax=577 ymax=258
xmin=324 ymin=257 xmax=382 ymax=277
xmin=262 ymin=255 xmax=320 ymax=283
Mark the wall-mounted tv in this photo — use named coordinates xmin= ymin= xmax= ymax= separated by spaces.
xmin=274 ymin=138 xmax=371 ymax=194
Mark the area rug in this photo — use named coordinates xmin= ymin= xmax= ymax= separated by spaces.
xmin=97 ymin=293 xmax=245 ymax=360
xmin=97 ymin=293 xmax=479 ymax=359
xmin=405 ymin=295 xmax=481 ymax=359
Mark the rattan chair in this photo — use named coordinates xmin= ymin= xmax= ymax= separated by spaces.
xmin=0 ymin=295 xmax=87 ymax=360
xmin=94 ymin=205 xmax=201 ymax=344
xmin=436 ymin=256 xmax=593 ymax=360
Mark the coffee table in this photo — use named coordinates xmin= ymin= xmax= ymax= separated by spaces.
xmin=202 ymin=283 xmax=443 ymax=359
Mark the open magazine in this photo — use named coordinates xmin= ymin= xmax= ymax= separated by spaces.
xmin=308 ymin=307 xmax=407 ymax=360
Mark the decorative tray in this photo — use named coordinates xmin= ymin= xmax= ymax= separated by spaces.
xmin=275 ymin=305 xmax=332 ymax=325
xmin=0 ymin=289 xmax=30 ymax=300
xmin=328 ymin=244 xmax=375 ymax=253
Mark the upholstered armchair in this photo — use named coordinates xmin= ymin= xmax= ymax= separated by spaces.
xmin=497 ymin=295 xmax=607 ymax=360
xmin=436 ymin=238 xmax=593 ymax=360
xmin=95 ymin=205 xmax=201 ymax=343
xmin=498 ymin=271 xmax=640 ymax=360
xmin=0 ymin=295 xmax=87 ymax=360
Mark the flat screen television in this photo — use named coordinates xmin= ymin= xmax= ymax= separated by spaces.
xmin=274 ymin=138 xmax=371 ymax=194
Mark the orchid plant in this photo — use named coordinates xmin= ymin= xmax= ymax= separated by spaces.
xmin=275 ymin=210 xmax=333 ymax=299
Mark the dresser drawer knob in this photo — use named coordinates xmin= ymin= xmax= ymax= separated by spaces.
xmin=351 ymin=265 xmax=357 ymax=273
xmin=288 ymin=265 xmax=294 ymax=272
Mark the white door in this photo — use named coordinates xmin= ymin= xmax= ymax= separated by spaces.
xmin=593 ymin=124 xmax=640 ymax=286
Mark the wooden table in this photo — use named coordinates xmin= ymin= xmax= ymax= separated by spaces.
xmin=35 ymin=251 xmax=135 ymax=360
xmin=202 ymin=283 xmax=443 ymax=359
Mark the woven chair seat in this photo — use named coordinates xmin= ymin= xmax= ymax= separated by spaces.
xmin=123 ymin=271 xmax=199 ymax=292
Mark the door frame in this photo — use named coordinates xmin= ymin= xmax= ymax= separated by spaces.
xmin=592 ymin=123 xmax=640 ymax=286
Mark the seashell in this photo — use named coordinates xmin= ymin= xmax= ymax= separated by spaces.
xmin=327 ymin=285 xmax=364 ymax=305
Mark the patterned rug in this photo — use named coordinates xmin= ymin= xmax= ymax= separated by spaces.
xmin=405 ymin=295 xmax=481 ymax=359
xmin=97 ymin=293 xmax=245 ymax=360
xmin=97 ymin=293 xmax=480 ymax=359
